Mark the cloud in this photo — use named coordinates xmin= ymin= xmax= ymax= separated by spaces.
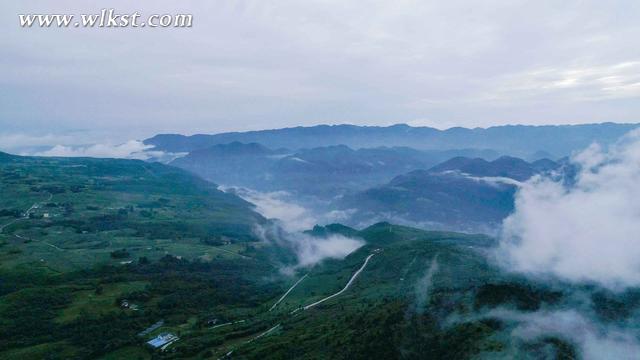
xmin=254 ymin=223 xmax=364 ymax=271
xmin=284 ymin=232 xmax=364 ymax=269
xmin=498 ymin=130 xmax=640 ymax=289
xmin=222 ymin=187 xmax=354 ymax=232
xmin=3 ymin=0 xmax=640 ymax=134
xmin=33 ymin=140 xmax=153 ymax=159
xmin=226 ymin=187 xmax=363 ymax=269
xmin=0 ymin=133 xmax=77 ymax=151
xmin=487 ymin=61 xmax=640 ymax=104
xmin=26 ymin=140 xmax=185 ymax=162
xmin=490 ymin=309 xmax=640 ymax=360
xmin=412 ymin=255 xmax=439 ymax=314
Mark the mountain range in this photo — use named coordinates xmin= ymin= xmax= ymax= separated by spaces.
xmin=1 ymin=150 xmax=634 ymax=359
xmin=145 ymin=122 xmax=638 ymax=159
xmin=171 ymin=142 xmax=502 ymax=198
xmin=339 ymin=156 xmax=561 ymax=232
xmin=168 ymin=138 xmax=562 ymax=232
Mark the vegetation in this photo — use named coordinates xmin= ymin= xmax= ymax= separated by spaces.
xmin=1 ymin=153 xmax=634 ymax=359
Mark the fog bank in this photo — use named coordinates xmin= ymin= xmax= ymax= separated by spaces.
xmin=499 ymin=130 xmax=640 ymax=289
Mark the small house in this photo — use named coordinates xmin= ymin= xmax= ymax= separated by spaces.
xmin=147 ymin=333 xmax=178 ymax=349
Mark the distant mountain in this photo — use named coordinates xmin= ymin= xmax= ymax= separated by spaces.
xmin=0 ymin=151 xmax=13 ymax=161
xmin=429 ymin=155 xmax=559 ymax=181
xmin=340 ymin=156 xmax=560 ymax=232
xmin=171 ymin=142 xmax=504 ymax=198
xmin=145 ymin=122 xmax=639 ymax=159
xmin=171 ymin=142 xmax=284 ymax=191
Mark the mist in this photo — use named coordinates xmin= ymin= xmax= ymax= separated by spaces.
xmin=254 ymin=223 xmax=364 ymax=272
xmin=489 ymin=309 xmax=640 ymax=360
xmin=412 ymin=255 xmax=439 ymax=315
xmin=499 ymin=129 xmax=640 ymax=289
xmin=25 ymin=139 xmax=184 ymax=162
xmin=226 ymin=187 xmax=364 ymax=270
xmin=221 ymin=187 xmax=354 ymax=232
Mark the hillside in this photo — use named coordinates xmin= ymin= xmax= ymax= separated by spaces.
xmin=1 ymin=154 xmax=633 ymax=360
xmin=0 ymin=154 xmax=265 ymax=272
xmin=171 ymin=143 xmax=501 ymax=198
xmin=145 ymin=122 xmax=638 ymax=159
xmin=340 ymin=156 xmax=559 ymax=232
xmin=429 ymin=156 xmax=559 ymax=182
xmin=0 ymin=181 xmax=634 ymax=360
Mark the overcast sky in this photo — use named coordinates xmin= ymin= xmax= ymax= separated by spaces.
xmin=1 ymin=0 xmax=640 ymax=150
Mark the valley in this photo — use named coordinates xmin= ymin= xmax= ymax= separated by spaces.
xmin=1 ymin=127 xmax=638 ymax=360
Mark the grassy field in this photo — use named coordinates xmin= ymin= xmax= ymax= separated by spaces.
xmin=57 ymin=281 xmax=150 ymax=323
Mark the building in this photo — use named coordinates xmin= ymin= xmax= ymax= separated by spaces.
xmin=147 ymin=333 xmax=178 ymax=349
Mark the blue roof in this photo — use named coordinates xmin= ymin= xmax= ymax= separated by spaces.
xmin=147 ymin=333 xmax=175 ymax=348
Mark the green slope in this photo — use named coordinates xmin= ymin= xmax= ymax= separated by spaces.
xmin=201 ymin=224 xmax=573 ymax=360
xmin=0 ymin=154 xmax=281 ymax=359
xmin=0 ymin=154 xmax=264 ymax=272
xmin=0 ymin=155 xmax=627 ymax=359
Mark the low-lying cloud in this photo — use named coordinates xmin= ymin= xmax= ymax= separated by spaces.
xmin=490 ymin=309 xmax=640 ymax=360
xmin=222 ymin=187 xmax=354 ymax=232
xmin=35 ymin=140 xmax=153 ymax=159
xmin=499 ymin=129 xmax=640 ymax=289
xmin=284 ymin=232 xmax=364 ymax=269
xmin=412 ymin=255 xmax=439 ymax=314
xmin=31 ymin=140 xmax=184 ymax=162
xmin=227 ymin=187 xmax=364 ymax=270
xmin=254 ymin=223 xmax=364 ymax=272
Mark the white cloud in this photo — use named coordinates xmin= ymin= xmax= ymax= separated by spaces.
xmin=254 ymin=223 xmax=364 ymax=271
xmin=0 ymin=133 xmax=77 ymax=151
xmin=34 ymin=140 xmax=153 ymax=159
xmin=488 ymin=61 xmax=640 ymax=104
xmin=224 ymin=186 xmax=363 ymax=269
xmin=2 ymin=0 xmax=640 ymax=133
xmin=490 ymin=309 xmax=640 ymax=360
xmin=285 ymin=232 xmax=364 ymax=269
xmin=222 ymin=187 xmax=354 ymax=232
xmin=28 ymin=140 xmax=184 ymax=162
xmin=498 ymin=129 xmax=640 ymax=289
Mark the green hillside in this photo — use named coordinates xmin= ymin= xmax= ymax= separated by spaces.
xmin=0 ymin=154 xmax=282 ymax=358
xmin=0 ymin=154 xmax=265 ymax=272
xmin=230 ymin=224 xmax=571 ymax=359
xmin=0 ymin=154 xmax=630 ymax=359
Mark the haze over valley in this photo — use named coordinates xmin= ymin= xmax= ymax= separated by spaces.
xmin=3 ymin=1 xmax=640 ymax=359
xmin=2 ymin=122 xmax=640 ymax=359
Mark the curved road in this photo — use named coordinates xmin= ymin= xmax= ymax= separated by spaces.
xmin=303 ymin=253 xmax=376 ymax=310
xmin=269 ymin=274 xmax=308 ymax=311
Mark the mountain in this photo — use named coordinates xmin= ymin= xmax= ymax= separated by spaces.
xmin=145 ymin=122 xmax=639 ymax=159
xmin=429 ymin=155 xmax=558 ymax=182
xmin=0 ymin=152 xmax=633 ymax=359
xmin=340 ymin=156 xmax=559 ymax=232
xmin=0 ymin=209 xmax=591 ymax=359
xmin=171 ymin=142 xmax=504 ymax=199
xmin=170 ymin=142 xmax=285 ymax=190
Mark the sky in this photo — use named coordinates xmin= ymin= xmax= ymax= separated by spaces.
xmin=1 ymin=0 xmax=640 ymax=151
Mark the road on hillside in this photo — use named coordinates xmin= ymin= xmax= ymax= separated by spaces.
xmin=218 ymin=251 xmax=379 ymax=358
xmin=269 ymin=274 xmax=308 ymax=311
xmin=302 ymin=252 xmax=377 ymax=310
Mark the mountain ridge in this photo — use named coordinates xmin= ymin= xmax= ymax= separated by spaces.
xmin=145 ymin=122 xmax=639 ymax=158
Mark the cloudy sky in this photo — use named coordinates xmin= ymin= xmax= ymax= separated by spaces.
xmin=1 ymin=0 xmax=640 ymax=150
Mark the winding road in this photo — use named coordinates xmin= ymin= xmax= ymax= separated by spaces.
xmin=269 ymin=274 xmax=308 ymax=311
xmin=303 ymin=252 xmax=376 ymax=310
xmin=217 ymin=251 xmax=379 ymax=358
